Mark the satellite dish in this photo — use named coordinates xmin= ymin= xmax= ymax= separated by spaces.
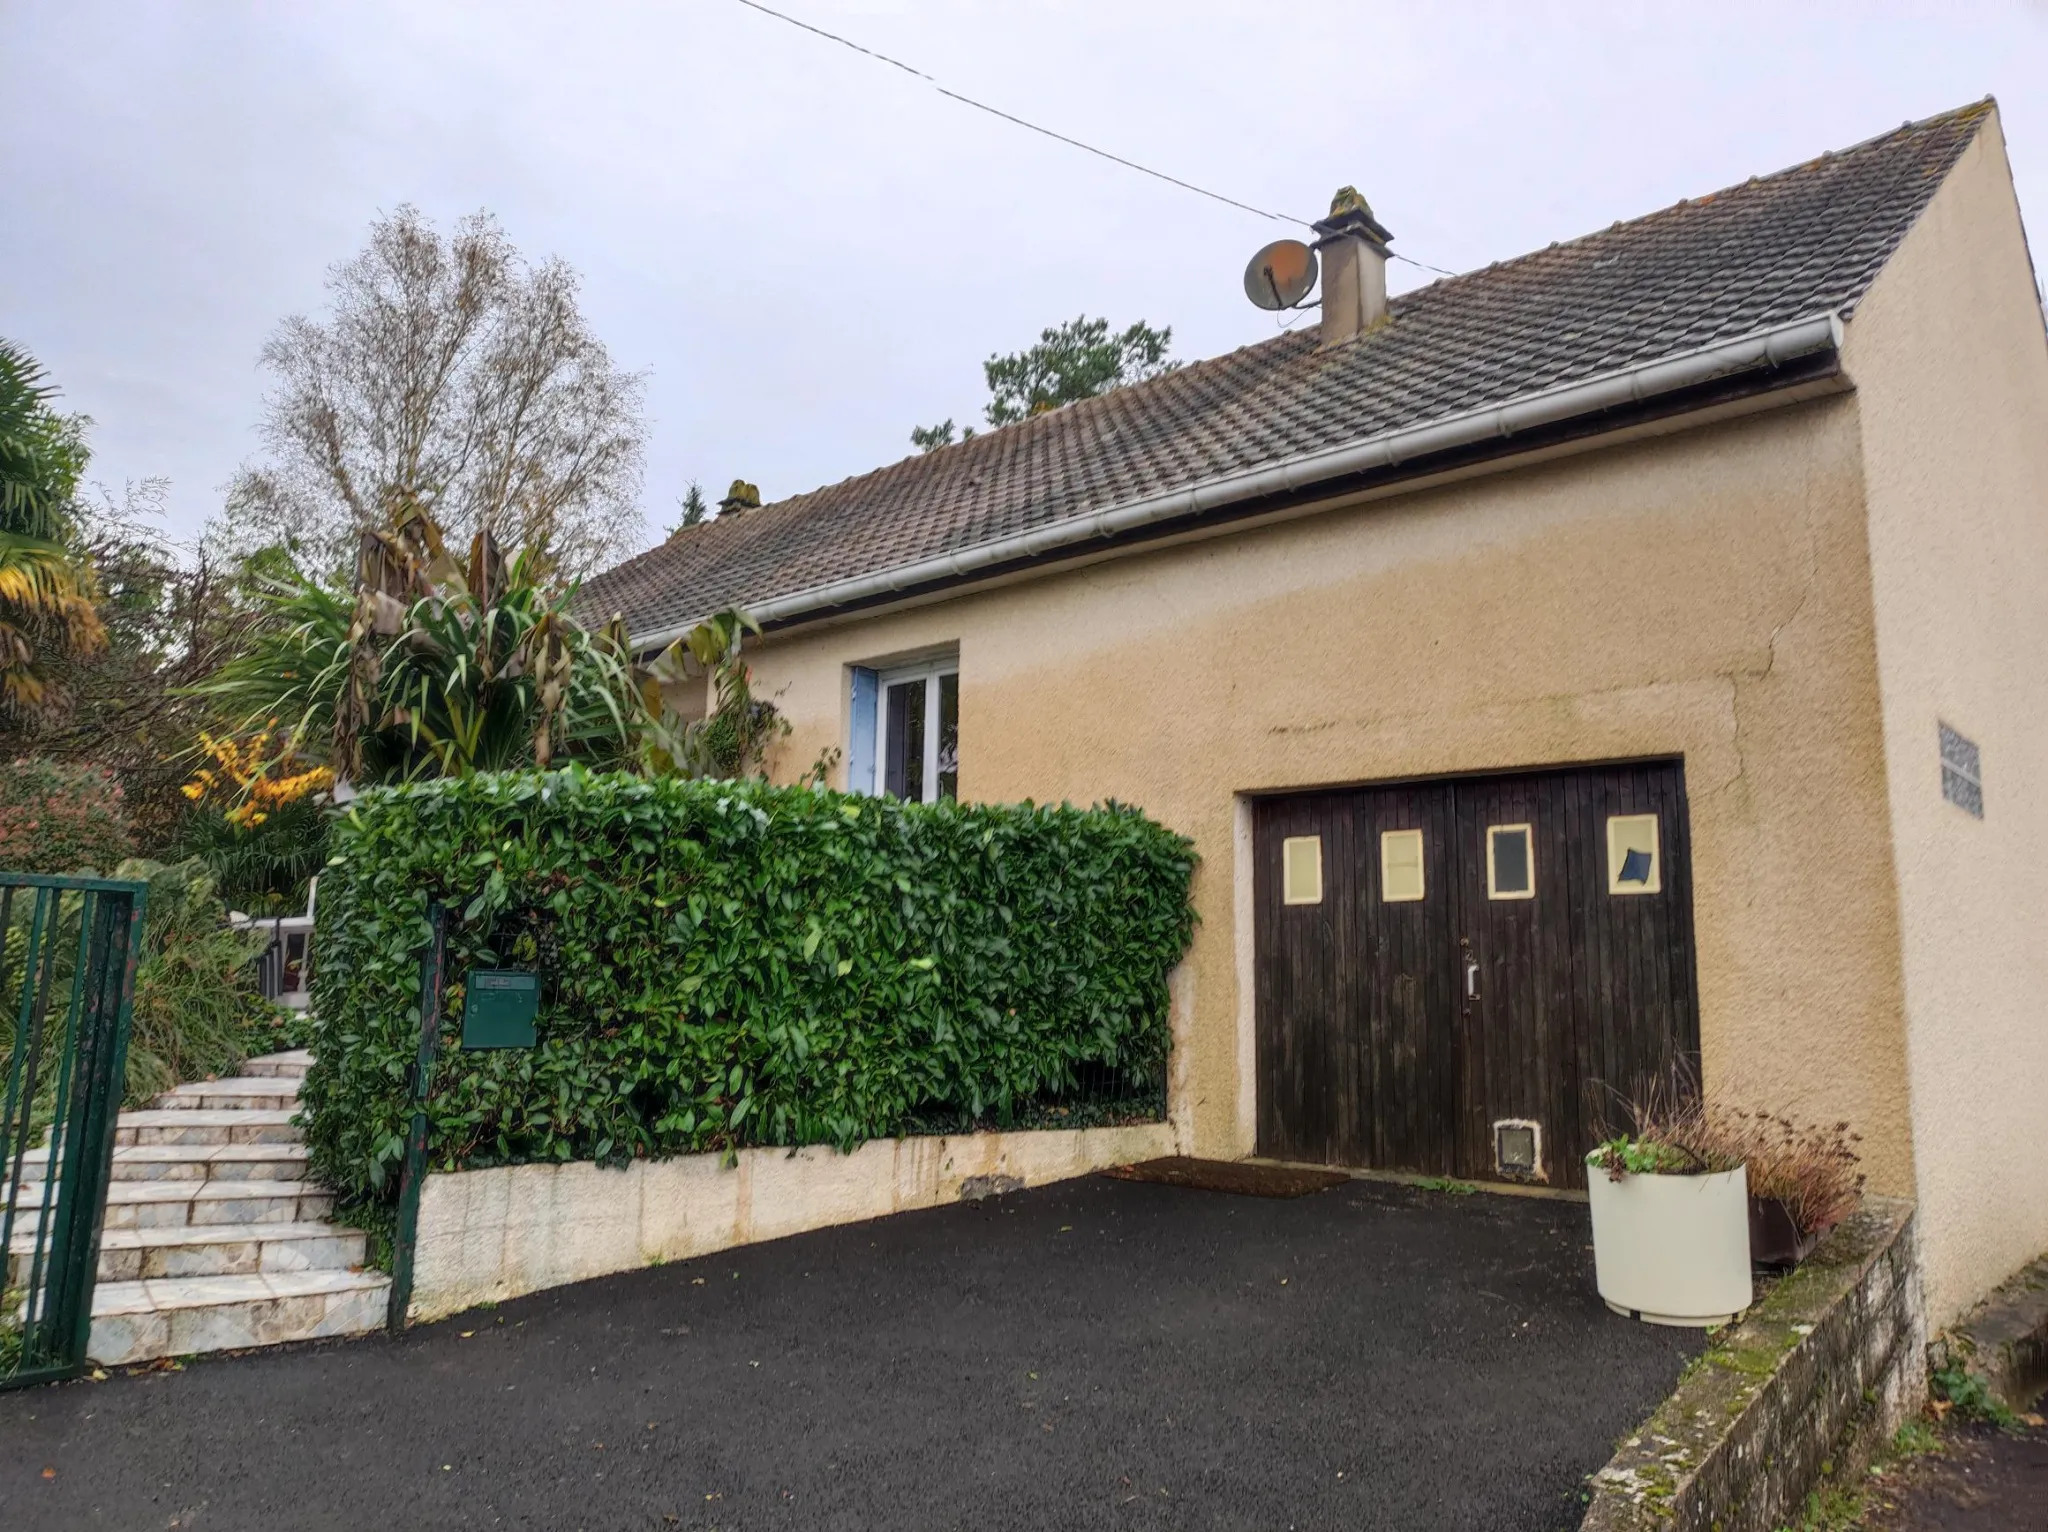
xmin=1243 ymin=238 xmax=1319 ymax=310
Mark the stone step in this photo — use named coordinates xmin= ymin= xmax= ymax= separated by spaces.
xmin=9 ymin=1219 xmax=364 ymax=1285
xmin=114 ymin=1109 xmax=300 ymax=1146
xmin=8 ymin=1179 xmax=331 ymax=1233
xmin=154 ymin=1076 xmax=301 ymax=1112
xmin=8 ymin=1049 xmax=376 ymax=1366
xmin=240 ymin=1049 xmax=314 ymax=1080
xmin=12 ymin=1141 xmax=308 ymax=1183
xmin=88 ymin=1268 xmax=389 ymax=1365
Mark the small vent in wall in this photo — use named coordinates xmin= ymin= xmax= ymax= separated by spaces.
xmin=1940 ymin=722 xmax=1983 ymax=819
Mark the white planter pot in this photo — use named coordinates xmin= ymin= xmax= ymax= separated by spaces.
xmin=1586 ymin=1163 xmax=1752 ymax=1327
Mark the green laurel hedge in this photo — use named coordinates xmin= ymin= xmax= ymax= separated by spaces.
xmin=301 ymin=767 xmax=1195 ymax=1206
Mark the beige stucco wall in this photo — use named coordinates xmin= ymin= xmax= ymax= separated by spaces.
xmin=740 ymin=389 xmax=1919 ymax=1201
xmin=1841 ymin=110 xmax=2048 ymax=1327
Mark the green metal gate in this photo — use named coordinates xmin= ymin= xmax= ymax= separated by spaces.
xmin=1 ymin=873 xmax=147 ymax=1390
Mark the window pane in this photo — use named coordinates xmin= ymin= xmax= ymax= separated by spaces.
xmin=1487 ymin=825 xmax=1533 ymax=899
xmin=936 ymin=671 xmax=959 ymax=801
xmin=1282 ymin=836 xmax=1323 ymax=905
xmin=883 ymin=682 xmax=907 ymax=798
xmin=1605 ymin=814 xmax=1661 ymax=894
xmin=884 ymin=680 xmax=925 ymax=801
xmin=1380 ymin=829 xmax=1425 ymax=902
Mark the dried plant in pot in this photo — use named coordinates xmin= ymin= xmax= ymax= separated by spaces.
xmin=1585 ymin=1082 xmax=1752 ymax=1327
xmin=1716 ymin=1110 xmax=1865 ymax=1270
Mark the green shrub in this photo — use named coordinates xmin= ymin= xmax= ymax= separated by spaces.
xmin=0 ymin=858 xmax=281 ymax=1131
xmin=302 ymin=768 xmax=1196 ymax=1206
xmin=0 ymin=757 xmax=133 ymax=874
xmin=172 ymin=795 xmax=330 ymax=916
xmin=1931 ymin=1360 xmax=2018 ymax=1429
xmin=116 ymin=858 xmax=285 ymax=1105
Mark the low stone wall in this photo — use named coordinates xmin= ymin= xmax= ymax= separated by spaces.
xmin=1581 ymin=1197 xmax=1923 ymax=1532
xmin=408 ymin=1121 xmax=1177 ymax=1322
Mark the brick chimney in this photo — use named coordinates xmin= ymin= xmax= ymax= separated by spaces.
xmin=1314 ymin=187 xmax=1394 ymax=348
xmin=717 ymin=479 xmax=761 ymax=518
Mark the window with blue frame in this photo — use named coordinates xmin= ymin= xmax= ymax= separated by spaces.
xmin=847 ymin=657 xmax=958 ymax=802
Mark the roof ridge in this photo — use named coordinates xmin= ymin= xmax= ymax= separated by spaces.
xmin=1411 ymin=97 xmax=1996 ymax=296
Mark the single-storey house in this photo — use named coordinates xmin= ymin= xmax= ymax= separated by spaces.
xmin=583 ymin=100 xmax=2048 ymax=1328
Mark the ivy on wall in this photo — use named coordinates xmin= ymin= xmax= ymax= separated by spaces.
xmin=301 ymin=767 xmax=1196 ymax=1207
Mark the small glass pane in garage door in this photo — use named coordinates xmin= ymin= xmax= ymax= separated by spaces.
xmin=1282 ymin=836 xmax=1323 ymax=905
xmin=1607 ymin=814 xmax=1661 ymax=894
xmin=1380 ymin=829 xmax=1425 ymax=902
xmin=1487 ymin=824 xmax=1534 ymax=900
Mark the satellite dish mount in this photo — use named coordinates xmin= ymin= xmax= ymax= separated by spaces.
xmin=1244 ymin=190 xmax=1397 ymax=316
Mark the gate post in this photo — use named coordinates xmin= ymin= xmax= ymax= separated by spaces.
xmin=0 ymin=875 xmax=147 ymax=1390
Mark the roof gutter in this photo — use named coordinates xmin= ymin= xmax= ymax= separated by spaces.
xmin=639 ymin=312 xmax=1844 ymax=649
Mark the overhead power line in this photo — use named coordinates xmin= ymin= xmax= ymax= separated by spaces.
xmin=730 ymin=0 xmax=1302 ymax=225
xmin=1393 ymin=250 xmax=1457 ymax=278
xmin=729 ymin=0 xmax=1460 ymax=278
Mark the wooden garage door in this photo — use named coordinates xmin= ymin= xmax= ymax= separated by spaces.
xmin=1252 ymin=761 xmax=1699 ymax=1190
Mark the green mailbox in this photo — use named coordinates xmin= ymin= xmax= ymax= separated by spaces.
xmin=461 ymin=969 xmax=538 ymax=1050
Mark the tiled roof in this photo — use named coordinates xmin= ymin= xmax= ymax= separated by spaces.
xmin=583 ymin=101 xmax=1993 ymax=641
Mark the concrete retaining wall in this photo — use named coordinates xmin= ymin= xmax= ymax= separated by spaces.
xmin=408 ymin=1121 xmax=1176 ymax=1322
xmin=1582 ymin=1197 xmax=1924 ymax=1532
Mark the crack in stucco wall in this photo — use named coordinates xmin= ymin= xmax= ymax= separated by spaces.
xmin=1716 ymin=449 xmax=1823 ymax=801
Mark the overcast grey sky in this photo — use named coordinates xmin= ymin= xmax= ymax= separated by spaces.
xmin=5 ymin=2 xmax=2046 ymax=560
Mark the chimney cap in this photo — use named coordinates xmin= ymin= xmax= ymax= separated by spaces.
xmin=1313 ymin=185 xmax=1394 ymax=253
xmin=1328 ymin=185 xmax=1374 ymax=220
xmin=718 ymin=479 xmax=762 ymax=516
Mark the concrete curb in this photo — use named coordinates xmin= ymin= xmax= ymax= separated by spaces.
xmin=1580 ymin=1197 xmax=1922 ymax=1532
xmin=1934 ymin=1252 xmax=2048 ymax=1413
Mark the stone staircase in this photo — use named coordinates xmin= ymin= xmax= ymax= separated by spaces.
xmin=5 ymin=1049 xmax=389 ymax=1364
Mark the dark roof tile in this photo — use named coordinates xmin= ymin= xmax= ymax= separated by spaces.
xmin=584 ymin=101 xmax=1992 ymax=640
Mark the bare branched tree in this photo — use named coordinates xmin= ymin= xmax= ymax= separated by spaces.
xmin=0 ymin=477 xmax=260 ymax=844
xmin=220 ymin=206 xmax=646 ymax=582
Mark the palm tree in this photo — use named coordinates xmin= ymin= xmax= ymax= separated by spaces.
xmin=0 ymin=339 xmax=83 ymax=538
xmin=0 ymin=535 xmax=102 ymax=710
xmin=0 ymin=340 xmax=105 ymax=711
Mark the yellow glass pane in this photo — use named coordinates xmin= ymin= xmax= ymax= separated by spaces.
xmin=1282 ymin=836 xmax=1323 ymax=905
xmin=1607 ymin=814 xmax=1661 ymax=894
xmin=1380 ymin=829 xmax=1425 ymax=902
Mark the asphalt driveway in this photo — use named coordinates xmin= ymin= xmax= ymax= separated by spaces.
xmin=1 ymin=1173 xmax=1698 ymax=1531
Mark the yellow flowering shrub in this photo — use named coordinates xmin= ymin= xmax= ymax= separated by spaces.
xmin=182 ymin=726 xmax=334 ymax=827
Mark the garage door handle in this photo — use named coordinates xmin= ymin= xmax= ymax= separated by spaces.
xmin=1465 ymin=959 xmax=1479 ymax=998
